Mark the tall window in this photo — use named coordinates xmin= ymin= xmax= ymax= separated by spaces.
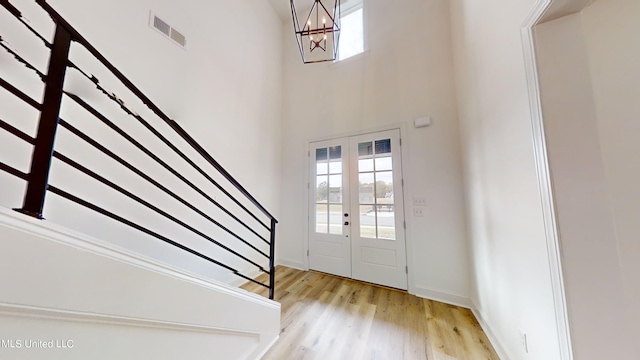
xmin=337 ymin=4 xmax=364 ymax=61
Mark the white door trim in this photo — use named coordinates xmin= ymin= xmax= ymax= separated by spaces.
xmin=521 ymin=1 xmax=573 ymax=359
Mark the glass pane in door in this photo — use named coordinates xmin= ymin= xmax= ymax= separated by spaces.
xmin=358 ymin=142 xmax=373 ymax=156
xmin=316 ymin=175 xmax=328 ymax=203
xmin=316 ymin=146 xmax=343 ymax=235
xmin=374 ymin=156 xmax=392 ymax=171
xmin=358 ymin=173 xmax=375 ymax=204
xmin=316 ymin=204 xmax=328 ymax=233
xmin=375 ymin=171 xmax=394 ymax=202
xmin=358 ymin=158 xmax=374 ymax=172
xmin=357 ymin=139 xmax=396 ymax=240
xmin=329 ymin=204 xmax=343 ymax=235
xmin=376 ymin=205 xmax=395 ymax=240
xmin=316 ymin=148 xmax=328 ymax=175
xmin=359 ymin=205 xmax=376 ymax=238
xmin=374 ymin=139 xmax=391 ymax=154
xmin=329 ymin=174 xmax=342 ymax=202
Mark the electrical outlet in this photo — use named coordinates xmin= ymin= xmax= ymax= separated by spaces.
xmin=520 ymin=330 xmax=529 ymax=353
xmin=413 ymin=197 xmax=426 ymax=206
xmin=413 ymin=208 xmax=424 ymax=217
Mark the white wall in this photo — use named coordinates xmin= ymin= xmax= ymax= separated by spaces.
xmin=0 ymin=0 xmax=282 ymax=285
xmin=535 ymin=0 xmax=639 ymax=357
xmin=582 ymin=0 xmax=640 ymax=343
xmin=449 ymin=0 xmax=563 ymax=358
xmin=278 ymin=0 xmax=471 ymax=306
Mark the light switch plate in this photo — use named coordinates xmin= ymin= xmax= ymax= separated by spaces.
xmin=413 ymin=197 xmax=426 ymax=206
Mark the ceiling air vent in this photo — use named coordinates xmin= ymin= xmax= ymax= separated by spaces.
xmin=150 ymin=12 xmax=187 ymax=49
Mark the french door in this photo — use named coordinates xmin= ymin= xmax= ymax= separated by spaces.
xmin=308 ymin=129 xmax=407 ymax=289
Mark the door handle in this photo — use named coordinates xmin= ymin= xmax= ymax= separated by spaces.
xmin=344 ymin=221 xmax=350 ymax=226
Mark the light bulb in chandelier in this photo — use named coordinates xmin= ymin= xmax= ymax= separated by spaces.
xmin=290 ymin=0 xmax=342 ymax=63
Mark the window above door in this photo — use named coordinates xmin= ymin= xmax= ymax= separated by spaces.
xmin=337 ymin=0 xmax=364 ymax=61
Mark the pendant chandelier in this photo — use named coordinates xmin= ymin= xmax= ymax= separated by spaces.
xmin=290 ymin=0 xmax=341 ymax=64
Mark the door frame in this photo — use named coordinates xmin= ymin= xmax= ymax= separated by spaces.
xmin=302 ymin=122 xmax=416 ymax=293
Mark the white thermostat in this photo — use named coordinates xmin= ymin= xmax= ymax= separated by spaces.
xmin=414 ymin=116 xmax=432 ymax=128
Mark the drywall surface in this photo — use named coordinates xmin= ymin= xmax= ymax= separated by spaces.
xmin=0 ymin=0 xmax=282 ymax=284
xmin=449 ymin=0 xmax=562 ymax=358
xmin=0 ymin=207 xmax=279 ymax=360
xmin=278 ymin=0 xmax=471 ymax=305
xmin=582 ymin=0 xmax=640 ymax=346
xmin=536 ymin=11 xmax=634 ymax=359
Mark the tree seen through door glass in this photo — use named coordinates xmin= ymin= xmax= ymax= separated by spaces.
xmin=357 ymin=140 xmax=396 ymax=240
xmin=376 ymin=171 xmax=394 ymax=203
xmin=316 ymin=175 xmax=328 ymax=203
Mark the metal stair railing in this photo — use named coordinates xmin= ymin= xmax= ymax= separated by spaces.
xmin=0 ymin=0 xmax=277 ymax=299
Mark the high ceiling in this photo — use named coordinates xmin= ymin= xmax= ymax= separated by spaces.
xmin=268 ymin=0 xmax=293 ymax=21
xmin=268 ymin=0 xmax=360 ymax=22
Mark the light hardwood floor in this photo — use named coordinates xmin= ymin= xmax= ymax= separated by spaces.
xmin=242 ymin=266 xmax=499 ymax=360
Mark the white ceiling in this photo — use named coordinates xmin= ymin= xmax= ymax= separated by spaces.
xmin=268 ymin=0 xmax=360 ymax=22
xmin=268 ymin=0 xmax=293 ymax=21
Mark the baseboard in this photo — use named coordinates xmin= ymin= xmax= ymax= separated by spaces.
xmin=275 ymin=257 xmax=305 ymax=270
xmin=413 ymin=285 xmax=472 ymax=309
xmin=470 ymin=301 xmax=511 ymax=360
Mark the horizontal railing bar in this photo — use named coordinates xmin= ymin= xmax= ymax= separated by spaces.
xmin=0 ymin=160 xmax=28 ymax=180
xmin=0 ymin=117 xmax=35 ymax=144
xmin=170 ymin=120 xmax=278 ymax=222
xmin=36 ymin=0 xmax=276 ymax=223
xmin=0 ymin=0 xmax=52 ymax=48
xmin=52 ymin=151 xmax=270 ymax=270
xmin=47 ymin=184 xmax=270 ymax=289
xmin=62 ymin=93 xmax=271 ymax=245
xmin=0 ymin=37 xmax=46 ymax=81
xmin=0 ymin=1 xmax=276 ymax=295
xmin=244 ymin=274 xmax=271 ymax=288
xmin=63 ymin=80 xmax=271 ymax=232
xmin=57 ymin=118 xmax=272 ymax=253
xmin=140 ymin=115 xmax=274 ymax=232
xmin=0 ymin=77 xmax=43 ymax=110
xmin=0 ymin=0 xmax=20 ymax=17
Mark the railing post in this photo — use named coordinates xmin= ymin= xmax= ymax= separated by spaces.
xmin=15 ymin=24 xmax=72 ymax=219
xmin=268 ymin=218 xmax=277 ymax=300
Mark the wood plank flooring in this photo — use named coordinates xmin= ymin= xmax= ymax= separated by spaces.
xmin=241 ymin=266 xmax=499 ymax=360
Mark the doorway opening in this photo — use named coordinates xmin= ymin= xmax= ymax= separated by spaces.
xmin=308 ymin=129 xmax=407 ymax=289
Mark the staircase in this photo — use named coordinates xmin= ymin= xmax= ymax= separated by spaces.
xmin=0 ymin=1 xmax=279 ymax=358
xmin=0 ymin=207 xmax=279 ymax=359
